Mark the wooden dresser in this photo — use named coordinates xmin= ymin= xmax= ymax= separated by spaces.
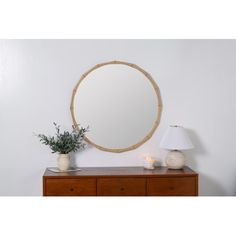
xmin=43 ymin=166 xmax=198 ymax=196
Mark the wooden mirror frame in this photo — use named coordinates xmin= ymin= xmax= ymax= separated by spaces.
xmin=70 ymin=61 xmax=162 ymax=153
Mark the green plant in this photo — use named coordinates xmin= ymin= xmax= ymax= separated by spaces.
xmin=37 ymin=123 xmax=89 ymax=154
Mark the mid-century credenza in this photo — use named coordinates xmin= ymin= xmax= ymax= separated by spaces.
xmin=43 ymin=166 xmax=198 ymax=196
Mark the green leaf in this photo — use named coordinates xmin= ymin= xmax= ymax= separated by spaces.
xmin=36 ymin=123 xmax=89 ymax=154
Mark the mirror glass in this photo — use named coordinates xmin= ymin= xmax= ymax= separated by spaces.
xmin=71 ymin=61 xmax=162 ymax=152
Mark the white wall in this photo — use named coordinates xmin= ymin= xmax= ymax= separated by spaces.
xmin=0 ymin=39 xmax=236 ymax=196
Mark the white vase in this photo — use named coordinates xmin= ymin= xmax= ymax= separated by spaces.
xmin=57 ymin=154 xmax=70 ymax=171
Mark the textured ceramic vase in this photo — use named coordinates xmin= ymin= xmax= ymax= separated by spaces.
xmin=57 ymin=154 xmax=70 ymax=171
xmin=165 ymin=150 xmax=185 ymax=169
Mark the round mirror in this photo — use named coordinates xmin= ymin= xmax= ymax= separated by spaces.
xmin=70 ymin=61 xmax=162 ymax=153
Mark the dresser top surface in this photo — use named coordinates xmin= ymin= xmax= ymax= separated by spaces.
xmin=43 ymin=166 xmax=197 ymax=177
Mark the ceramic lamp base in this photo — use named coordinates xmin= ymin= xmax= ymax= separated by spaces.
xmin=58 ymin=154 xmax=70 ymax=171
xmin=165 ymin=150 xmax=185 ymax=169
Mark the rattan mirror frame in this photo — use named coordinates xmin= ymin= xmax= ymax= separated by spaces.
xmin=70 ymin=61 xmax=162 ymax=153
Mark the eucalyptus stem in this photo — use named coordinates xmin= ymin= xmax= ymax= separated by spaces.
xmin=37 ymin=123 xmax=89 ymax=154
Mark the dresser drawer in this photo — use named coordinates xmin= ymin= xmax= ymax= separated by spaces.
xmin=97 ymin=178 xmax=146 ymax=196
xmin=147 ymin=177 xmax=197 ymax=196
xmin=45 ymin=178 xmax=96 ymax=196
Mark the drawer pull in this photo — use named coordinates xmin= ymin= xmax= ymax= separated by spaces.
xmin=70 ymin=188 xmax=74 ymax=192
xmin=120 ymin=187 xmax=125 ymax=191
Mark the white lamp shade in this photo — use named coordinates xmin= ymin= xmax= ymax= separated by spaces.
xmin=160 ymin=126 xmax=194 ymax=150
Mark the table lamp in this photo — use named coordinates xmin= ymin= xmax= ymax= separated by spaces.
xmin=160 ymin=125 xmax=194 ymax=169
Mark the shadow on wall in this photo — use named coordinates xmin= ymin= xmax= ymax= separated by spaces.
xmin=185 ymin=128 xmax=206 ymax=170
xmin=233 ymin=174 xmax=236 ymax=196
xmin=199 ymin=173 xmax=225 ymax=196
xmin=69 ymin=143 xmax=95 ymax=167
xmin=70 ymin=152 xmax=77 ymax=167
xmin=185 ymin=129 xmax=225 ymax=196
